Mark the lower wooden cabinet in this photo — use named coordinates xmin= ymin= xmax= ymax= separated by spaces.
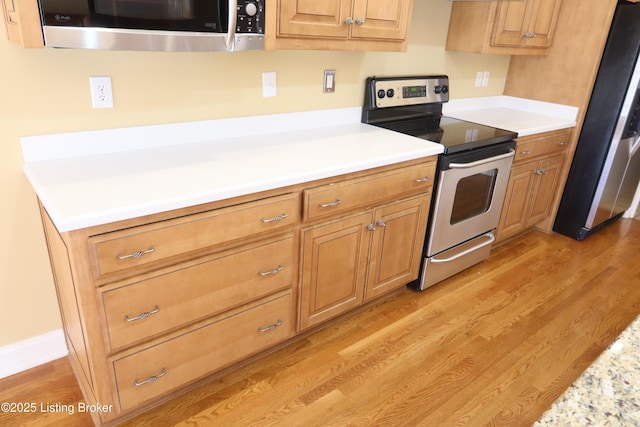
xmin=299 ymin=194 xmax=430 ymax=330
xmin=38 ymin=156 xmax=436 ymax=426
xmin=498 ymin=129 xmax=571 ymax=241
xmin=112 ymin=291 xmax=294 ymax=411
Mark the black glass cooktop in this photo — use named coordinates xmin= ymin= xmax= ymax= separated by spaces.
xmin=377 ymin=116 xmax=517 ymax=154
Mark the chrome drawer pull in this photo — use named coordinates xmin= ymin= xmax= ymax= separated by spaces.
xmin=258 ymin=264 xmax=285 ymax=276
xmin=414 ymin=176 xmax=431 ymax=183
xmin=319 ymin=199 xmax=343 ymax=208
xmin=261 ymin=213 xmax=289 ymax=223
xmin=125 ymin=305 xmax=160 ymax=322
xmin=520 ymin=150 xmax=533 ymax=155
xmin=134 ymin=368 xmax=166 ymax=387
xmin=376 ymin=219 xmax=386 ymax=228
xmin=117 ymin=246 xmax=155 ymax=260
xmin=535 ymin=169 xmax=549 ymax=175
xmin=559 ymin=141 xmax=569 ymax=146
xmin=258 ymin=319 xmax=283 ymax=333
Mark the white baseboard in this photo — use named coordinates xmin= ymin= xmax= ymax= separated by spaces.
xmin=0 ymin=329 xmax=68 ymax=380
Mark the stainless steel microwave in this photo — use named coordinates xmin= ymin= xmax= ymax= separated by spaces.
xmin=38 ymin=0 xmax=264 ymax=51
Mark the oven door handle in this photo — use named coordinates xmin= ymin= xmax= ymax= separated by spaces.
xmin=430 ymin=232 xmax=495 ymax=264
xmin=448 ymin=149 xmax=515 ymax=169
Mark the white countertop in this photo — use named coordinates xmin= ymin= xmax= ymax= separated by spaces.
xmin=443 ymin=96 xmax=578 ymax=136
xmin=22 ymin=107 xmax=443 ymax=232
xmin=21 ymin=97 xmax=578 ymax=232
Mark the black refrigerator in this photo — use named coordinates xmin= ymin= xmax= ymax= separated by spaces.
xmin=554 ymin=0 xmax=640 ymax=240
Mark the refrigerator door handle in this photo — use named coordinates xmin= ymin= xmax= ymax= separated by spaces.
xmin=630 ymin=134 xmax=640 ymax=157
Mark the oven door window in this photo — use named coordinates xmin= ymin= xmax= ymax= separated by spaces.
xmin=450 ymin=169 xmax=497 ymax=225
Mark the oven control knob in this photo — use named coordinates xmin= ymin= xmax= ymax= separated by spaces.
xmin=386 ymin=89 xmax=395 ymax=98
xmin=377 ymin=89 xmax=386 ymax=99
xmin=434 ymin=85 xmax=442 ymax=94
xmin=441 ymin=85 xmax=449 ymax=94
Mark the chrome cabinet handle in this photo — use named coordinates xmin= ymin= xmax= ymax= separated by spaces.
xmin=356 ymin=17 xmax=365 ymax=26
xmin=117 ymin=246 xmax=155 ymax=260
xmin=535 ymin=169 xmax=549 ymax=175
xmin=367 ymin=223 xmax=376 ymax=231
xmin=559 ymin=141 xmax=569 ymax=146
xmin=523 ymin=32 xmax=536 ymax=38
xmin=258 ymin=265 xmax=284 ymax=276
xmin=258 ymin=319 xmax=283 ymax=333
xmin=319 ymin=199 xmax=343 ymax=208
xmin=261 ymin=213 xmax=289 ymax=223
xmin=134 ymin=368 xmax=166 ymax=387
xmin=376 ymin=219 xmax=386 ymax=228
xmin=520 ymin=150 xmax=533 ymax=155
xmin=125 ymin=305 xmax=160 ymax=322
xmin=414 ymin=176 xmax=431 ymax=183
xmin=345 ymin=17 xmax=354 ymax=25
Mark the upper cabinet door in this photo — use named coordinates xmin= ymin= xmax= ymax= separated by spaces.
xmin=350 ymin=0 xmax=411 ymax=41
xmin=278 ymin=0 xmax=352 ymax=38
xmin=525 ymin=0 xmax=563 ymax=48
xmin=493 ymin=0 xmax=562 ymax=48
xmin=492 ymin=0 xmax=533 ymax=46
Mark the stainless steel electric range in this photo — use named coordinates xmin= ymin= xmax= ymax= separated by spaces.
xmin=362 ymin=75 xmax=518 ymax=290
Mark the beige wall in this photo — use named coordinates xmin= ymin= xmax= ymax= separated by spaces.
xmin=0 ymin=0 xmax=510 ymax=347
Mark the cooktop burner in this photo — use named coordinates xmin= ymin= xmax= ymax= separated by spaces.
xmin=361 ymin=75 xmax=518 ymax=154
xmin=376 ymin=116 xmax=517 ymax=154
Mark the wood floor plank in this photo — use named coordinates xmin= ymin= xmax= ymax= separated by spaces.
xmin=2 ymin=219 xmax=640 ymax=426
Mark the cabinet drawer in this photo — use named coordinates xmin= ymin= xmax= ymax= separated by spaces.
xmin=303 ymin=161 xmax=436 ymax=221
xmin=514 ymin=129 xmax=571 ymax=163
xmin=102 ymin=236 xmax=295 ymax=351
xmin=112 ymin=292 xmax=294 ymax=412
xmin=90 ymin=193 xmax=299 ymax=278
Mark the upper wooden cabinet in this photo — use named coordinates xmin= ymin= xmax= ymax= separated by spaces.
xmin=266 ymin=0 xmax=414 ymax=51
xmin=1 ymin=0 xmax=43 ymax=47
xmin=446 ymin=0 xmax=563 ymax=56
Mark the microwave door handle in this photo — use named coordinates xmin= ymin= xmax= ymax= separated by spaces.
xmin=448 ymin=149 xmax=515 ymax=169
xmin=226 ymin=0 xmax=238 ymax=50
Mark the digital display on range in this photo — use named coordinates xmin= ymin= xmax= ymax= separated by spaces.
xmin=403 ymin=85 xmax=427 ymax=98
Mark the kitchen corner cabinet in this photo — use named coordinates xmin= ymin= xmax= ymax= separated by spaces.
xmin=299 ymin=160 xmax=435 ymax=330
xmin=266 ymin=0 xmax=414 ymax=52
xmin=38 ymin=156 xmax=436 ymax=426
xmin=1 ymin=0 xmax=43 ymax=47
xmin=497 ymin=128 xmax=571 ymax=241
xmin=446 ymin=0 xmax=562 ymax=56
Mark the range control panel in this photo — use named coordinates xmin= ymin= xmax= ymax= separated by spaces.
xmin=371 ymin=76 xmax=449 ymax=108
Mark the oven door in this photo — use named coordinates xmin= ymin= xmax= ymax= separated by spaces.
xmin=427 ymin=142 xmax=516 ymax=256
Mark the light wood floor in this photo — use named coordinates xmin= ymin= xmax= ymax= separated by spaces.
xmin=2 ymin=219 xmax=640 ymax=426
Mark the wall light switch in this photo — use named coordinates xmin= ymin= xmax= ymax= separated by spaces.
xmin=262 ymin=71 xmax=277 ymax=97
xmin=323 ymin=70 xmax=336 ymax=93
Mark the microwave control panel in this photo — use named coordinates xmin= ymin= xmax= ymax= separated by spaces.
xmin=237 ymin=1 xmax=265 ymax=34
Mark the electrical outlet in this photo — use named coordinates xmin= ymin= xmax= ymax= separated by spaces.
xmin=89 ymin=76 xmax=114 ymax=108
xmin=482 ymin=71 xmax=490 ymax=87
xmin=475 ymin=71 xmax=483 ymax=87
xmin=323 ymin=70 xmax=336 ymax=93
xmin=262 ymin=72 xmax=276 ymax=97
